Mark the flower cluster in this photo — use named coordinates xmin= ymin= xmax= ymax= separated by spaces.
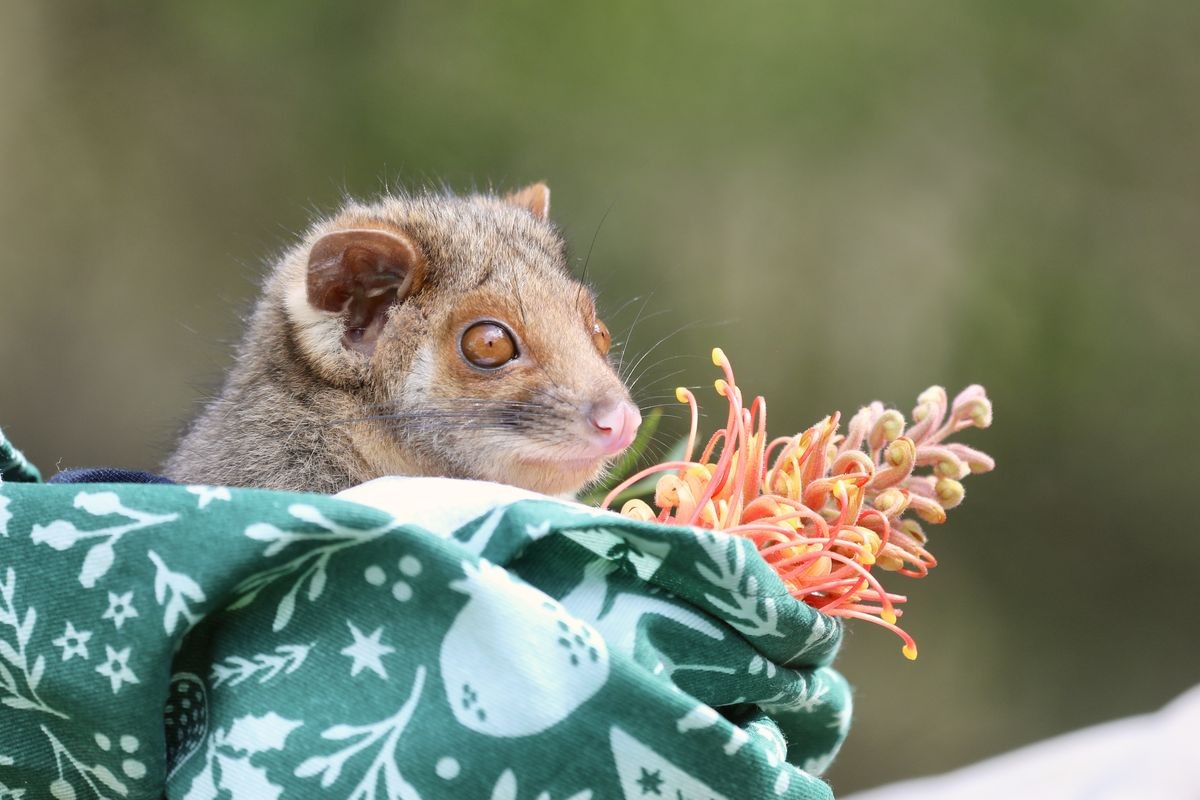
xmin=603 ymin=348 xmax=994 ymax=659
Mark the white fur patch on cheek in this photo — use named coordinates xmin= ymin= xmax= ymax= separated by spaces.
xmin=283 ymin=278 xmax=346 ymax=365
xmin=401 ymin=342 xmax=439 ymax=406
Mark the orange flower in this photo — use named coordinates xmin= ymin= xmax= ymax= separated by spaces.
xmin=603 ymin=348 xmax=994 ymax=659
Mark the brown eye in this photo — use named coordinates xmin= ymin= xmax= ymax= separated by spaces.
xmin=592 ymin=319 xmax=611 ymax=355
xmin=461 ymin=321 xmax=517 ymax=368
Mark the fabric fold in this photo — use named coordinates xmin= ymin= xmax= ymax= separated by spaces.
xmin=0 ymin=477 xmax=852 ymax=799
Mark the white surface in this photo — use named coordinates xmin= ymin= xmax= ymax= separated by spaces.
xmin=336 ymin=476 xmax=553 ymax=536
xmin=336 ymin=475 xmax=621 ymax=536
xmin=843 ymin=683 xmax=1200 ymax=800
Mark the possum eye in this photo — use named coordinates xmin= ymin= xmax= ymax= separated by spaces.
xmin=592 ymin=319 xmax=611 ymax=356
xmin=461 ymin=321 xmax=518 ymax=368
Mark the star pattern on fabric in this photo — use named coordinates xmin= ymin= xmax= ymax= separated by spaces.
xmin=636 ymin=767 xmax=664 ymax=795
xmin=96 ymin=645 xmax=139 ymax=694
xmin=101 ymin=591 xmax=139 ymax=630
xmin=186 ymin=485 xmax=232 ymax=509
xmin=52 ymin=621 xmax=93 ymax=662
xmin=340 ymin=622 xmax=395 ymax=679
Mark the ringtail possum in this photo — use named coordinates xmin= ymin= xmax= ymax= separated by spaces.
xmin=164 ymin=183 xmax=641 ymax=496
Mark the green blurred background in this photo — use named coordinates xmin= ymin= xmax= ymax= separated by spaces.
xmin=2 ymin=1 xmax=1197 ymax=794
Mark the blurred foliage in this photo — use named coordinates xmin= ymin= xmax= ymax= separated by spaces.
xmin=2 ymin=1 xmax=1198 ymax=794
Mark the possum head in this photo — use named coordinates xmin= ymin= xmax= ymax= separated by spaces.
xmin=277 ymin=184 xmax=641 ymax=496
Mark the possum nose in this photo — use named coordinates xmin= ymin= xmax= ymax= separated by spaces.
xmin=588 ymin=400 xmax=642 ymax=455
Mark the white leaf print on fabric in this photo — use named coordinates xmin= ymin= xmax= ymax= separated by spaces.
xmin=747 ymin=721 xmax=800 ymax=797
xmin=486 ymin=769 xmax=593 ymax=800
xmin=747 ymin=719 xmax=789 ymax=768
xmin=559 ymin=559 xmax=724 ymax=658
xmin=0 ymin=495 xmax=11 ymax=537
xmin=793 ymin=679 xmax=831 ymax=713
xmin=29 ymin=492 xmax=179 ymax=589
xmin=184 ymin=715 xmax=301 ymax=800
xmin=829 ymin=699 xmax=852 ymax=737
xmin=293 ymin=666 xmax=426 ymax=799
xmin=90 ymin=732 xmax=148 ymax=787
xmin=810 ymin=699 xmax=853 ymax=775
xmin=210 ymin=644 xmax=311 ymax=688
xmin=148 ymin=551 xmax=206 ymax=635
xmin=676 ymin=704 xmax=720 ymax=734
xmin=695 ymin=532 xmax=782 ymax=638
xmin=760 ymin=666 xmax=847 ymax=720
xmin=490 ymin=769 xmax=518 ymax=800
xmin=749 ymin=654 xmax=777 ymax=679
xmin=231 ymin=504 xmax=400 ymax=632
xmin=558 ymin=528 xmax=671 ymax=581
xmin=440 ymin=560 xmax=609 ymax=738
xmin=41 ymin=724 xmax=129 ymax=798
xmin=215 ymin=755 xmax=283 ymax=800
xmin=182 ymin=765 xmax=217 ymax=800
xmin=675 ymin=704 xmax=748 ymax=756
xmin=185 ymin=486 xmax=231 ymax=510
xmin=224 ymin=713 xmax=303 ymax=755
xmin=0 ymin=569 xmax=67 ymax=718
xmin=785 ymin=613 xmax=840 ymax=663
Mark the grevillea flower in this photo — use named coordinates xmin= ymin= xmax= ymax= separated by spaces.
xmin=602 ymin=349 xmax=994 ymax=659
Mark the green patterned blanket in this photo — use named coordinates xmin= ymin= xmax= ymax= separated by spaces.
xmin=0 ymin=465 xmax=851 ymax=798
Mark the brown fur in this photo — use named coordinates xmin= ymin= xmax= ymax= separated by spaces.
xmin=164 ymin=186 xmax=635 ymax=495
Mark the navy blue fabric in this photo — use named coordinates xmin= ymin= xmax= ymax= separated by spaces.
xmin=48 ymin=468 xmax=175 ymax=485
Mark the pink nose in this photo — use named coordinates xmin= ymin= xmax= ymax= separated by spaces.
xmin=588 ymin=400 xmax=642 ymax=455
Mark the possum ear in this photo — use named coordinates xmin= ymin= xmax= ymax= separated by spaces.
xmin=306 ymin=228 xmax=425 ymax=355
xmin=504 ymin=182 xmax=550 ymax=220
